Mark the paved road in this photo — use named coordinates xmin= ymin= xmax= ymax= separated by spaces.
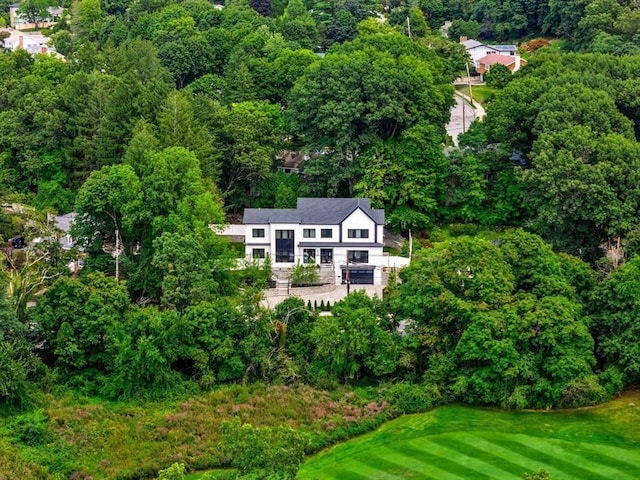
xmin=447 ymin=94 xmax=477 ymax=146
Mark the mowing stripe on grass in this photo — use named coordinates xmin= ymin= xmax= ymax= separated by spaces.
xmin=490 ymin=434 xmax=613 ymax=480
xmin=299 ymin=398 xmax=640 ymax=480
xmin=341 ymin=463 xmax=402 ymax=480
xmin=374 ymin=446 xmax=468 ymax=480
xmin=404 ymin=435 xmax=524 ymax=479
xmin=452 ymin=431 xmax=567 ymax=478
xmin=505 ymin=435 xmax=639 ymax=480
xmin=310 ymin=459 xmax=398 ymax=480
xmin=301 ymin=466 xmax=372 ymax=480
xmin=435 ymin=434 xmax=534 ymax=477
xmin=387 ymin=442 xmax=498 ymax=480
xmin=304 ymin=446 xmax=459 ymax=480
xmin=573 ymin=442 xmax=640 ymax=473
xmin=354 ymin=451 xmax=441 ymax=480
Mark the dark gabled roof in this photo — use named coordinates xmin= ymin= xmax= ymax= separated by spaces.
xmin=243 ymin=198 xmax=385 ymax=225
xmin=462 ymin=39 xmax=486 ymax=50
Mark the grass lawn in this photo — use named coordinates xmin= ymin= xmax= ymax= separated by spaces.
xmin=456 ymin=85 xmax=498 ymax=108
xmin=549 ymin=38 xmax=567 ymax=52
xmin=298 ymin=389 xmax=640 ymax=480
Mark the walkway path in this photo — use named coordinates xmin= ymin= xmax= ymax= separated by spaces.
xmin=457 ymin=90 xmax=486 ymax=120
xmin=447 ymin=91 xmax=486 ymax=146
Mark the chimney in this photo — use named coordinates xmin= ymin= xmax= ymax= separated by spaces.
xmin=460 ymin=36 xmax=467 ymax=43
xmin=18 ymin=35 xmax=23 ymax=49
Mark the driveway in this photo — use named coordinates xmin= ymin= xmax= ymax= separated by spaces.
xmin=262 ymin=284 xmax=385 ymax=309
xmin=447 ymin=94 xmax=478 ymax=146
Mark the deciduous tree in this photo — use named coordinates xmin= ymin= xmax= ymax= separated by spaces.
xmin=589 ymin=256 xmax=640 ymax=385
xmin=17 ymin=0 xmax=56 ymax=29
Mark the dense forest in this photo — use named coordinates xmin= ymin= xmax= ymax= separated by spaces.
xmin=1 ymin=0 xmax=640 ymax=478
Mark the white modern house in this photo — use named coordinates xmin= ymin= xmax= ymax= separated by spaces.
xmin=243 ymin=198 xmax=386 ymax=285
xmin=460 ymin=38 xmax=525 ymax=73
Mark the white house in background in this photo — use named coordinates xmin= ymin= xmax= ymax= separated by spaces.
xmin=9 ymin=3 xmax=63 ymax=30
xmin=0 ymin=27 xmax=61 ymax=56
xmin=476 ymin=52 xmax=527 ymax=80
xmin=51 ymin=212 xmax=76 ymax=250
xmin=243 ymin=198 xmax=386 ymax=285
xmin=460 ymin=37 xmax=524 ymax=72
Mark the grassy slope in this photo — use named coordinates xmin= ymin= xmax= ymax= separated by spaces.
xmin=0 ymin=384 xmax=390 ymax=479
xmin=299 ymin=388 xmax=640 ymax=480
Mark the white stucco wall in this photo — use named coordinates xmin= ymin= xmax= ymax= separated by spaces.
xmin=340 ymin=208 xmax=378 ymax=243
xmin=468 ymin=45 xmax=499 ymax=68
xmin=240 ymin=206 xmax=386 ymax=284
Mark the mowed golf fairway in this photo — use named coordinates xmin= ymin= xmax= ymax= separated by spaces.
xmin=298 ymin=390 xmax=640 ymax=480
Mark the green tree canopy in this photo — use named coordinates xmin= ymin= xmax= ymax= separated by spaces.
xmin=220 ymin=417 xmax=308 ymax=479
xmin=394 ymin=232 xmax=602 ymax=407
xmin=311 ymin=291 xmax=400 ymax=385
xmin=72 ymin=164 xmax=143 ymax=260
xmin=287 ymin=31 xmax=454 ymax=157
xmin=589 ymin=256 xmax=640 ymax=385
xmin=30 ymin=272 xmax=130 ymax=377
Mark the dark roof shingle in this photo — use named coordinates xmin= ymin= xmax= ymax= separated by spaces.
xmin=243 ymin=198 xmax=384 ymax=225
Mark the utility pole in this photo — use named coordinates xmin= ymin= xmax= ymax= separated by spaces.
xmin=345 ymin=253 xmax=350 ymax=295
xmin=465 ymin=62 xmax=474 ymax=105
xmin=115 ymin=227 xmax=120 ymax=281
xmin=406 ymin=16 xmax=411 ymax=38
xmin=462 ymin=93 xmax=466 ymax=134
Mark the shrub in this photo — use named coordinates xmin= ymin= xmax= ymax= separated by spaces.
xmin=156 ymin=462 xmax=186 ymax=480
xmin=219 ymin=418 xmax=308 ymax=479
xmin=559 ymin=376 xmax=608 ymax=408
xmin=598 ymin=366 xmax=625 ymax=397
xmin=448 ymin=223 xmax=478 ymax=236
xmin=380 ymin=382 xmax=441 ymax=414
xmin=8 ymin=409 xmax=51 ymax=446
xmin=520 ymin=38 xmax=551 ymax=53
xmin=523 ymin=469 xmax=552 ymax=480
xmin=290 ymin=262 xmax=319 ymax=286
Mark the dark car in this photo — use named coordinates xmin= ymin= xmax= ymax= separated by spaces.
xmin=11 ymin=236 xmax=25 ymax=249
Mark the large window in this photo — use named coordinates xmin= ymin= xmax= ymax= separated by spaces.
xmin=347 ymin=250 xmax=369 ymax=263
xmin=252 ymin=248 xmax=265 ymax=259
xmin=320 ymin=248 xmax=333 ymax=264
xmin=275 ymin=230 xmax=294 ymax=262
xmin=347 ymin=229 xmax=369 ymax=239
xmin=275 ymin=230 xmax=294 ymax=239
xmin=252 ymin=228 xmax=265 ymax=238
xmin=321 ymin=229 xmax=333 ymax=238
xmin=303 ymin=248 xmax=316 ymax=264
xmin=303 ymin=228 xmax=316 ymax=238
